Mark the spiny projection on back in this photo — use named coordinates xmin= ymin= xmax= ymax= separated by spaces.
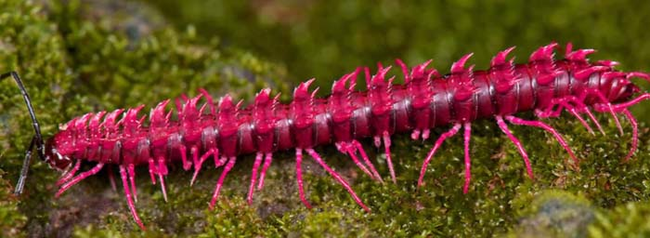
xmin=4 ymin=43 xmax=650 ymax=230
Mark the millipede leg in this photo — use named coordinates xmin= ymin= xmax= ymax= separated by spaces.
xmin=627 ymin=72 xmax=650 ymax=81
xmin=247 ymin=152 xmax=264 ymax=205
xmin=208 ymin=156 xmax=236 ymax=210
xmin=535 ymin=99 xmax=564 ymax=118
xmin=537 ymin=97 xmax=600 ymax=136
xmin=189 ymin=146 xmax=199 ymax=171
xmin=346 ymin=150 xmax=374 ymax=180
xmin=582 ymin=89 xmax=623 ymax=134
xmin=191 ymin=148 xmax=215 ymax=186
xmin=157 ymin=159 xmax=169 ymax=202
xmin=353 ymin=140 xmax=383 ymax=183
xmin=582 ymin=106 xmax=607 ymax=136
xmin=214 ymin=150 xmax=225 ymax=168
xmin=422 ymin=129 xmax=430 ymax=140
xmin=505 ymin=115 xmax=578 ymax=164
xmin=295 ymin=148 xmax=312 ymax=209
xmin=55 ymin=163 xmax=105 ymax=198
xmin=306 ymin=148 xmax=370 ymax=212
xmin=621 ymin=109 xmax=638 ymax=162
xmin=339 ymin=142 xmax=374 ymax=181
xmin=496 ymin=116 xmax=534 ymax=179
xmin=568 ymin=96 xmax=605 ymax=135
xmin=158 ymin=174 xmax=168 ymax=202
xmin=56 ymin=159 xmax=81 ymax=186
xmin=462 ymin=123 xmax=472 ymax=194
xmin=610 ymin=93 xmax=650 ymax=110
xmin=418 ymin=123 xmax=461 ymax=188
xmin=411 ymin=129 xmax=421 ymax=140
xmin=374 ymin=136 xmax=381 ymax=148
xmin=596 ymin=92 xmax=623 ymax=134
xmin=382 ymin=132 xmax=397 ymax=184
xmin=257 ymin=153 xmax=273 ymax=190
xmin=580 ymin=106 xmax=605 ymax=136
xmin=217 ymin=156 xmax=227 ymax=167
xmin=561 ymin=101 xmax=595 ymax=135
xmin=148 ymin=158 xmax=157 ymax=185
xmin=108 ymin=166 xmax=118 ymax=192
xmin=119 ymin=165 xmax=146 ymax=230
xmin=179 ymin=145 xmax=190 ymax=171
xmin=127 ymin=164 xmax=138 ymax=203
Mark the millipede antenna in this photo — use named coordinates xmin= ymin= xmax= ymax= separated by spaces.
xmin=1 ymin=71 xmax=45 ymax=195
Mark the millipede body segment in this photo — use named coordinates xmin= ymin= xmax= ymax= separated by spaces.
xmin=5 ymin=43 xmax=650 ymax=230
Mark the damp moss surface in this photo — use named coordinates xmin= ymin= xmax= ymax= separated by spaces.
xmin=1 ymin=0 xmax=650 ymax=237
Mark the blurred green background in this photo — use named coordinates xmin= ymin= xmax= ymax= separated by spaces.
xmin=146 ymin=0 xmax=650 ymax=120
xmin=145 ymin=0 xmax=650 ymax=92
xmin=1 ymin=0 xmax=650 ymax=237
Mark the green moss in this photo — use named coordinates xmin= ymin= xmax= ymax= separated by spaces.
xmin=72 ymin=225 xmax=128 ymax=238
xmin=0 ymin=0 xmax=649 ymax=237
xmin=0 ymin=172 xmax=26 ymax=237
xmin=282 ymin=205 xmax=375 ymax=237
xmin=200 ymin=197 xmax=271 ymax=237
xmin=0 ymin=0 xmax=73 ymax=235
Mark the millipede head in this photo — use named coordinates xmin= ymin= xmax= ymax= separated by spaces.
xmin=43 ymin=136 xmax=73 ymax=171
xmin=610 ymin=72 xmax=645 ymax=103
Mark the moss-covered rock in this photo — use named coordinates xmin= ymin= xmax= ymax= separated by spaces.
xmin=588 ymin=201 xmax=650 ymax=238
xmin=509 ymin=190 xmax=595 ymax=238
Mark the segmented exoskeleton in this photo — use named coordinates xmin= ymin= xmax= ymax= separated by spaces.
xmin=5 ymin=43 xmax=649 ymax=230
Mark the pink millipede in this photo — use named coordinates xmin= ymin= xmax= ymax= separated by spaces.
xmin=4 ymin=42 xmax=650 ymax=230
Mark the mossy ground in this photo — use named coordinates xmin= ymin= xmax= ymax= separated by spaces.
xmin=1 ymin=0 xmax=650 ymax=237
